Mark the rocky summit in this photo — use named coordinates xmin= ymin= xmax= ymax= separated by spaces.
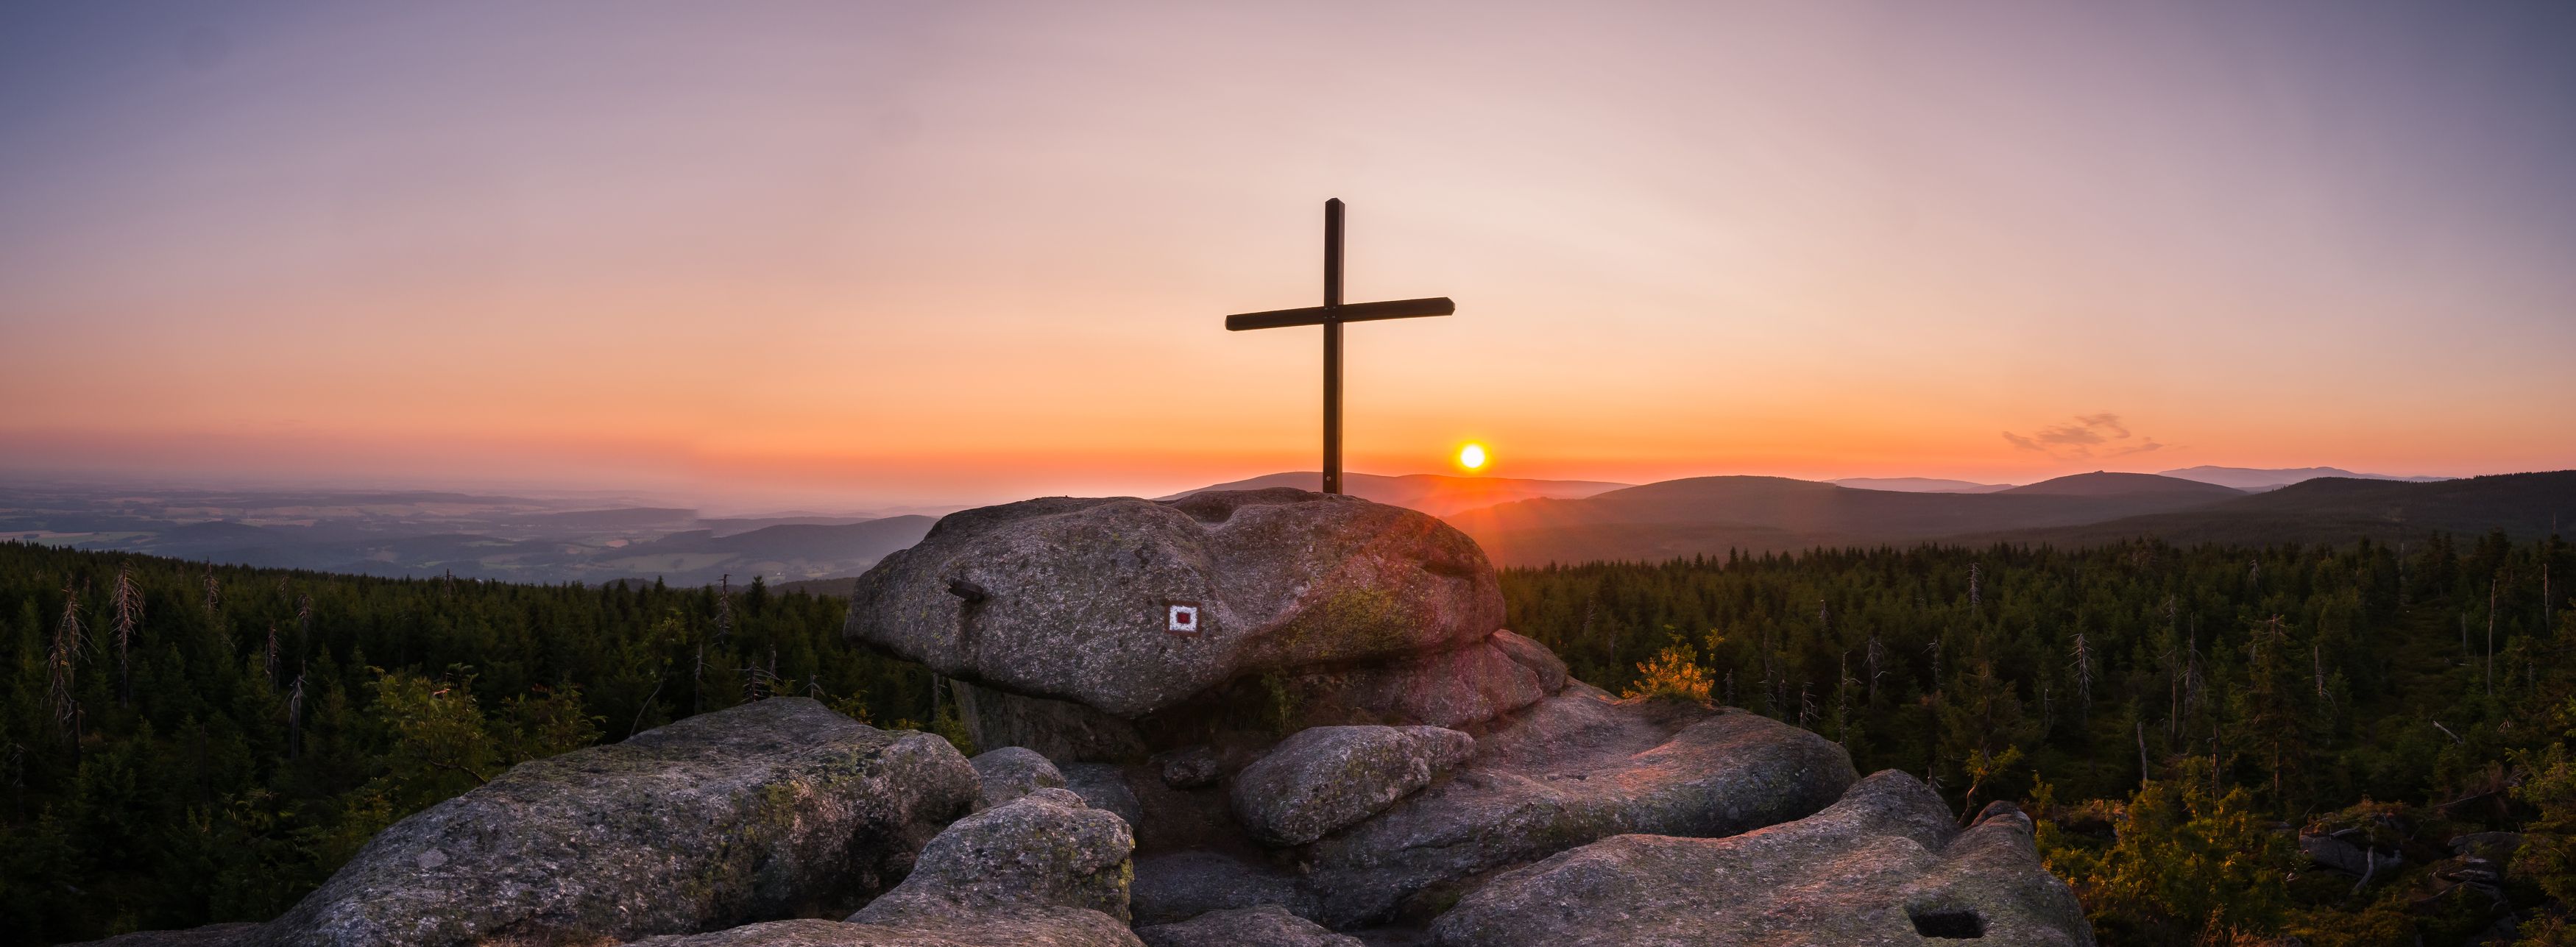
xmin=81 ymin=491 xmax=2093 ymax=947
xmin=844 ymin=489 xmax=1505 ymax=720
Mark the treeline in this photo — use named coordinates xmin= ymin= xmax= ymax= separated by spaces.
xmin=1501 ymin=533 xmax=2575 ymax=945
xmin=0 ymin=542 xmax=955 ymax=946
xmin=13 ymin=533 xmax=2576 ymax=944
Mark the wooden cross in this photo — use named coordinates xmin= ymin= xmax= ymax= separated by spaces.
xmin=1223 ymin=199 xmax=1454 ymax=494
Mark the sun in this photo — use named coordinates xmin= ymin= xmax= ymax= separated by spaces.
xmin=1457 ymin=443 xmax=1488 ymax=472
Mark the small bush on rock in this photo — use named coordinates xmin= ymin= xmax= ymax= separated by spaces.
xmin=1621 ymin=645 xmax=1712 ymax=705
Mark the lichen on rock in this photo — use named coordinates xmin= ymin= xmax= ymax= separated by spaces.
xmin=844 ymin=489 xmax=1505 ymax=723
xmin=851 ymin=787 xmax=1136 ymax=927
xmin=1229 ymin=725 xmax=1474 ymax=847
xmin=255 ymin=698 xmax=977 ymax=947
xmin=1429 ymin=770 xmax=2095 ymax=946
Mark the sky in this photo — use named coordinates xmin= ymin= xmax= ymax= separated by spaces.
xmin=3 ymin=1 xmax=2572 ymax=511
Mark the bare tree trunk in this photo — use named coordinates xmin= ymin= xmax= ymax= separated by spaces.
xmin=2489 ymin=572 xmax=2500 ymax=696
xmin=2136 ymin=719 xmax=2152 ymax=787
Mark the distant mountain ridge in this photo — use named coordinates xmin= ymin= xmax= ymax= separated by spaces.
xmin=1998 ymin=471 xmax=2243 ymax=498
xmin=1161 ymin=471 xmax=1631 ymax=517
xmin=1826 ymin=477 xmax=2014 ymax=494
xmin=1444 ymin=472 xmax=2248 ymax=565
xmin=0 ymin=484 xmax=934 ymax=586
xmin=1966 ymin=472 xmax=2574 ymax=547
xmin=1443 ymin=470 xmax=2569 ymax=566
xmin=7 ymin=467 xmax=2554 ymax=582
xmin=2158 ymin=465 xmax=2450 ymax=492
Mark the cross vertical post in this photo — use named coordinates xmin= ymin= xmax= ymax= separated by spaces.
xmin=1323 ymin=199 xmax=1344 ymax=494
xmin=1221 ymin=199 xmax=1454 ymax=497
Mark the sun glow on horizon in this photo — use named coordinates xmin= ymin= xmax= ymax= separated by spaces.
xmin=1457 ymin=443 xmax=1488 ymax=472
xmin=0 ymin=4 xmax=2570 ymax=505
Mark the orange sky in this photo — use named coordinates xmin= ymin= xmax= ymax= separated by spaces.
xmin=4 ymin=3 xmax=2572 ymax=510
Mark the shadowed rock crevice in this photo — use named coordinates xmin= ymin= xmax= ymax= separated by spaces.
xmin=1911 ymin=907 xmax=1988 ymax=938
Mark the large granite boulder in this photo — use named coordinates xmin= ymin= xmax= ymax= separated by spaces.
xmin=628 ymin=787 xmax=1142 ymax=947
xmin=1135 ymin=905 xmax=1365 ymax=947
xmin=846 ymin=489 xmax=1504 ymax=720
xmin=1231 ymin=726 xmax=1474 ymax=847
xmin=260 ymin=698 xmax=977 ymax=947
xmin=852 ymin=787 xmax=1136 ymax=927
xmin=969 ymin=746 xmax=1067 ymax=809
xmin=1133 ymin=691 xmax=1858 ymax=928
xmin=1429 ymin=770 xmax=2095 ymax=946
xmin=1063 ymin=762 xmax=1147 ymax=829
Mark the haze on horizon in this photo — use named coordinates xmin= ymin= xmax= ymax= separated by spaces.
xmin=4 ymin=1 xmax=2572 ymax=511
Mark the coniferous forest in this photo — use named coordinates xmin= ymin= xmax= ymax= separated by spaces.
xmin=0 ymin=542 xmax=959 ymax=946
xmin=1503 ymin=533 xmax=2575 ymax=946
xmin=4 ymin=533 xmax=2574 ymax=945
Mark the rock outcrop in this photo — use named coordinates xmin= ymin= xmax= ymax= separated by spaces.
xmin=1229 ymin=725 xmax=1473 ymax=847
xmin=1429 ymin=770 xmax=2095 ymax=946
xmin=632 ymin=786 xmax=1142 ymax=947
xmin=1135 ymin=692 xmax=1860 ymax=928
xmin=846 ymin=489 xmax=1505 ymax=723
xmin=260 ymin=698 xmax=976 ymax=947
xmin=969 ymin=746 xmax=1067 ymax=809
xmin=1063 ymin=762 xmax=1147 ymax=829
xmin=102 ymin=490 xmax=2094 ymax=947
xmin=852 ymin=787 xmax=1136 ymax=927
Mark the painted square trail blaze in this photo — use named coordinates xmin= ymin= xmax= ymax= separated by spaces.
xmin=1164 ymin=600 xmax=1201 ymax=636
xmin=1222 ymin=198 xmax=1456 ymax=495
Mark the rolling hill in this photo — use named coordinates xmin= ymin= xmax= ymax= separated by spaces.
xmin=2157 ymin=465 xmax=2451 ymax=492
xmin=1824 ymin=477 xmax=2015 ymax=493
xmin=0 ymin=483 xmax=938 ymax=586
xmin=1162 ymin=471 xmax=1632 ymax=517
xmin=1968 ymin=471 xmax=2576 ymax=546
xmin=1445 ymin=472 xmax=2246 ymax=565
xmin=1445 ymin=471 xmax=2573 ymax=565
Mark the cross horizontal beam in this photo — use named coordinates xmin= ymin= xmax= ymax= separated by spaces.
xmin=1222 ymin=296 xmax=1455 ymax=332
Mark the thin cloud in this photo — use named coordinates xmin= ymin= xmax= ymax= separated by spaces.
xmin=2003 ymin=414 xmax=2165 ymax=461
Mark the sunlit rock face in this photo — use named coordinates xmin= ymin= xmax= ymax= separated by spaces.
xmin=1429 ymin=770 xmax=2096 ymax=947
xmin=1130 ymin=692 xmax=1862 ymax=929
xmin=844 ymin=489 xmax=1506 ymax=722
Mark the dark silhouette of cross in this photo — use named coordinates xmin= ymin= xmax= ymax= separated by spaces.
xmin=1223 ymin=199 xmax=1454 ymax=494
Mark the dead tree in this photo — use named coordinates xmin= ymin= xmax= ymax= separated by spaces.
xmin=716 ymin=575 xmax=736 ymax=641
xmin=2489 ymin=571 xmax=2502 ymax=695
xmin=50 ymin=582 xmax=85 ymax=742
xmin=2070 ymin=631 xmax=2095 ymax=725
xmin=286 ymin=671 xmax=307 ymax=759
xmin=110 ymin=565 xmax=141 ymax=707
